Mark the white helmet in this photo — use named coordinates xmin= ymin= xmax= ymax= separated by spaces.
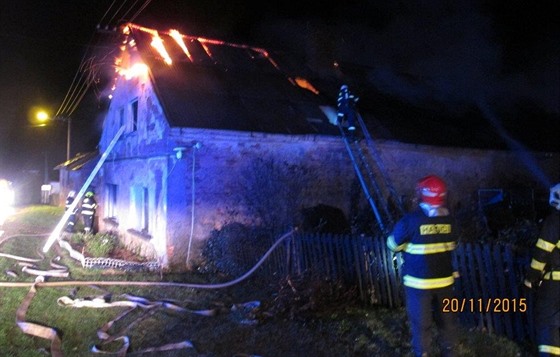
xmin=550 ymin=183 xmax=560 ymax=210
xmin=68 ymin=190 xmax=76 ymax=198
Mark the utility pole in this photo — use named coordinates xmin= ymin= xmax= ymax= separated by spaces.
xmin=35 ymin=111 xmax=72 ymax=161
xmin=44 ymin=151 xmax=49 ymax=183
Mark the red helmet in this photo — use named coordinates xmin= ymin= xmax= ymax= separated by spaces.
xmin=416 ymin=175 xmax=447 ymax=206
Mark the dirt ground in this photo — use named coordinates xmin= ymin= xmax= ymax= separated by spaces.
xmin=119 ymin=273 xmax=534 ymax=357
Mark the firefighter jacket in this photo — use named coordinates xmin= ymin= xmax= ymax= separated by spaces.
xmin=387 ymin=207 xmax=458 ymax=290
xmin=337 ymin=88 xmax=358 ymax=121
xmin=81 ymin=196 xmax=97 ymax=216
xmin=526 ymin=210 xmax=560 ymax=285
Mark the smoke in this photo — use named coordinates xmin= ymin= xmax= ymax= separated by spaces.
xmin=362 ymin=2 xmax=557 ymax=116
xmin=477 ymin=98 xmax=553 ymax=189
xmin=261 ymin=1 xmax=558 ymax=118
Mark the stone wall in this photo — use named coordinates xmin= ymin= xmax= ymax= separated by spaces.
xmin=165 ymin=128 xmax=356 ymax=269
xmin=163 ymin=128 xmax=559 ymax=270
xmin=376 ymin=140 xmax=559 ymax=210
xmin=97 ymin=121 xmax=559 ymax=270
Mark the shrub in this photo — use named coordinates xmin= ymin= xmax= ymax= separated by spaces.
xmin=201 ymin=223 xmax=275 ymax=278
xmin=70 ymin=232 xmax=88 ymax=246
xmin=85 ymin=232 xmax=118 ymax=257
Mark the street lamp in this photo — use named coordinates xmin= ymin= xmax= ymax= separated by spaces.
xmin=36 ymin=111 xmax=72 ymax=161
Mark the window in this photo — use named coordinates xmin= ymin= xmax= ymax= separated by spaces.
xmin=131 ymin=185 xmax=149 ymax=233
xmin=105 ymin=184 xmax=118 ymax=220
xmin=130 ymin=99 xmax=138 ymax=132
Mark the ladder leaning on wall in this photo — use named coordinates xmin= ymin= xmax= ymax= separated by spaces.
xmin=336 ymin=86 xmax=404 ymax=234
xmin=42 ymin=126 xmax=126 ymax=253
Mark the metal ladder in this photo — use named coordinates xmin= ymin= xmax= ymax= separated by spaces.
xmin=338 ymin=99 xmax=404 ymax=234
xmin=42 ymin=126 xmax=126 ymax=253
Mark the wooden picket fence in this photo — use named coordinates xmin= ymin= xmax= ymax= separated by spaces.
xmin=257 ymin=232 xmax=536 ymax=346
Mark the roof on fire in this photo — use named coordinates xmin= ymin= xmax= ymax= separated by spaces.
xmin=125 ymin=25 xmax=339 ymax=136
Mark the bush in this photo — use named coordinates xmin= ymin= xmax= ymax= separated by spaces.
xmin=84 ymin=232 xmax=118 ymax=257
xmin=201 ymin=223 xmax=275 ymax=278
xmin=70 ymin=232 xmax=88 ymax=246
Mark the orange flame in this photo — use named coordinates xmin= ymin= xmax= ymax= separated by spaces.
xmin=170 ymin=30 xmax=192 ymax=62
xmin=127 ymin=23 xmax=172 ymax=64
xmin=118 ymin=63 xmax=149 ymax=79
xmin=108 ymin=23 xmax=316 ymax=99
xmin=295 ymin=77 xmax=320 ymax=95
xmin=151 ymin=34 xmax=172 ymax=65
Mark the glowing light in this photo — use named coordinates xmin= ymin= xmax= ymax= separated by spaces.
xmin=36 ymin=110 xmax=50 ymax=122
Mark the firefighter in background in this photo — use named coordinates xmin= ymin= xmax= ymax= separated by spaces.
xmin=65 ymin=190 xmax=78 ymax=233
xmin=337 ymin=84 xmax=359 ymax=133
xmin=524 ymin=183 xmax=560 ymax=356
xmin=387 ymin=175 xmax=460 ymax=357
xmin=81 ymin=188 xmax=97 ymax=234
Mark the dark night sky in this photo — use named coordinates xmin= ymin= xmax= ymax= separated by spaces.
xmin=0 ymin=1 xmax=558 ymax=183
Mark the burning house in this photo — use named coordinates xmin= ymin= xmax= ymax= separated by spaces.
xmin=89 ymin=24 xmax=355 ymax=270
xmin=63 ymin=23 xmax=558 ymax=271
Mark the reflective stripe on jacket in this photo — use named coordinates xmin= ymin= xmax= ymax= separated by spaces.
xmin=387 ymin=207 xmax=458 ymax=290
xmin=81 ymin=197 xmax=97 ymax=216
xmin=526 ymin=211 xmax=559 ymax=285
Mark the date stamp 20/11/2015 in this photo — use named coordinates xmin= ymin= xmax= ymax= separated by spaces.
xmin=442 ymin=298 xmax=527 ymax=313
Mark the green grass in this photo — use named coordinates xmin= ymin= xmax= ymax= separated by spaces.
xmin=3 ymin=205 xmax=65 ymax=233
xmin=0 ymin=207 xmax=114 ymax=355
xmin=0 ymin=206 xmax=201 ymax=356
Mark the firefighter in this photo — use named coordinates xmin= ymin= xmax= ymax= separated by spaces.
xmin=524 ymin=183 xmax=560 ymax=357
xmin=81 ymin=188 xmax=97 ymax=234
xmin=65 ymin=190 xmax=78 ymax=233
xmin=336 ymin=84 xmax=359 ymax=133
xmin=387 ymin=175 xmax=460 ymax=357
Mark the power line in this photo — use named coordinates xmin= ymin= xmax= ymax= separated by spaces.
xmin=54 ymin=0 xmax=153 ymax=120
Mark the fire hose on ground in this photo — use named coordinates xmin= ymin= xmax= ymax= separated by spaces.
xmin=0 ymin=229 xmax=296 ymax=356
